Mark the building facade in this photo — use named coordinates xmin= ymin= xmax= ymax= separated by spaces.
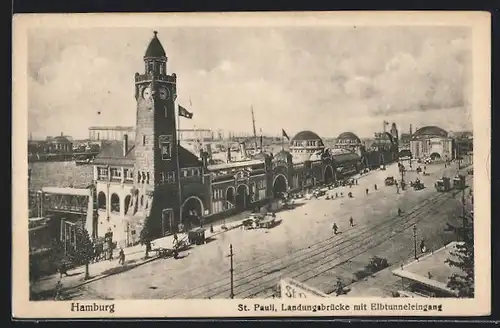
xmin=409 ymin=126 xmax=453 ymax=161
xmin=91 ymin=33 xmax=364 ymax=246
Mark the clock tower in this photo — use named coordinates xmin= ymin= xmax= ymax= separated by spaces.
xmin=134 ymin=31 xmax=179 ymax=232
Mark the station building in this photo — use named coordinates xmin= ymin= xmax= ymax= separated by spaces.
xmin=333 ymin=123 xmax=400 ymax=170
xmin=409 ymin=126 xmax=454 ymax=161
xmin=91 ymin=32 xmax=365 ymax=246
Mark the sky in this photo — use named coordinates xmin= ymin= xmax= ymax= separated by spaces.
xmin=27 ymin=26 xmax=472 ymax=140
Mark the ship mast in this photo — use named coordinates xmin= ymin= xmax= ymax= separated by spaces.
xmin=251 ymin=105 xmax=258 ymax=151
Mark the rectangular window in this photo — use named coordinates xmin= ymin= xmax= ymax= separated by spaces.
xmin=142 ymin=135 xmax=146 ymax=146
xmin=159 ymin=135 xmax=172 ymax=160
xmin=110 ymin=167 xmax=121 ymax=179
xmin=165 ymin=172 xmax=176 ymax=184
xmin=98 ymin=167 xmax=108 ymax=180
xmin=125 ymin=169 xmax=133 ymax=180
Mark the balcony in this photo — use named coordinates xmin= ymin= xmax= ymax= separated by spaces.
xmin=135 ymin=73 xmax=176 ymax=84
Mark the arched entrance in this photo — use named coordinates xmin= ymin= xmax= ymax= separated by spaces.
xmin=98 ymin=192 xmax=106 ymax=210
xmin=273 ymin=174 xmax=288 ymax=198
xmin=430 ymin=152 xmax=442 ymax=161
xmin=225 ymin=187 xmax=235 ymax=209
xmin=235 ymin=184 xmax=249 ymax=210
xmin=110 ymin=193 xmax=120 ymax=213
xmin=324 ymin=165 xmax=334 ymax=184
xmin=182 ymin=196 xmax=204 ymax=228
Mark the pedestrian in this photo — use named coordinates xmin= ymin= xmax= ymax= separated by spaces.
xmin=398 ymin=208 xmax=403 ymax=216
xmin=335 ymin=192 xmax=338 ymax=198
xmin=374 ymin=184 xmax=378 ymax=191
xmin=54 ymin=280 xmax=63 ymax=300
xmin=332 ymin=223 xmax=338 ymax=235
xmin=349 ymin=217 xmax=354 ymax=227
xmin=365 ymin=188 xmax=369 ymax=195
xmin=420 ymin=239 xmax=426 ymax=253
xmin=173 ymin=233 xmax=179 ymax=244
xmin=58 ymin=261 xmax=68 ymax=278
xmin=118 ymin=248 xmax=125 ymax=265
xmin=335 ymin=278 xmax=345 ymax=296
xmin=340 ymin=192 xmax=343 ymax=198
xmin=210 ymin=224 xmax=214 ymax=233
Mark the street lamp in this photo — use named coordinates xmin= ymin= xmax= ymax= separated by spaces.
xmin=412 ymin=224 xmax=417 ymax=260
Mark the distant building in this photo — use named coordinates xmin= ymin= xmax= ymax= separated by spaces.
xmin=178 ymin=129 xmax=214 ymax=141
xmin=47 ymin=133 xmax=73 ymax=153
xmin=410 ymin=126 xmax=453 ymax=161
xmin=333 ymin=124 xmax=400 ymax=169
xmin=334 ymin=132 xmax=364 ymax=156
xmin=88 ymin=126 xmax=135 ymax=141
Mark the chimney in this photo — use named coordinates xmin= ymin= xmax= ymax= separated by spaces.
xmin=123 ymin=134 xmax=128 ymax=157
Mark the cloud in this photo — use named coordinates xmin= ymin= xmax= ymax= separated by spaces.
xmin=27 ymin=26 xmax=472 ymax=139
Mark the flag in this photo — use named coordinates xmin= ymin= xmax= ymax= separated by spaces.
xmin=282 ymin=129 xmax=290 ymax=140
xmin=383 ymin=120 xmax=389 ymax=126
xmin=179 ymin=105 xmax=193 ymax=119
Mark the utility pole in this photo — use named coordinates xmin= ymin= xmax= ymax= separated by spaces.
xmin=412 ymin=224 xmax=417 ymax=260
xmin=229 ymin=244 xmax=234 ymax=299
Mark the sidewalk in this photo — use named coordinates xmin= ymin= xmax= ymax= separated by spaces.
xmin=30 ymin=216 xmax=247 ymax=299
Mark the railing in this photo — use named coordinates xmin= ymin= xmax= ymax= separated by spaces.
xmin=135 ymin=73 xmax=176 ymax=83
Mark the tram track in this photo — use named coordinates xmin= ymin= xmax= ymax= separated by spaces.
xmin=171 ymin=172 xmax=470 ymax=299
xmin=222 ymin=188 xmax=458 ymax=299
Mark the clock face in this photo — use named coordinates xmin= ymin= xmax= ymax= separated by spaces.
xmin=142 ymin=87 xmax=152 ymax=99
xmin=159 ymin=87 xmax=170 ymax=100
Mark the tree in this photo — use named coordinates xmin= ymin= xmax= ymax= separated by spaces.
xmin=445 ymin=218 xmax=474 ymax=297
xmin=74 ymin=227 xmax=94 ymax=280
xmin=139 ymin=217 xmax=154 ymax=259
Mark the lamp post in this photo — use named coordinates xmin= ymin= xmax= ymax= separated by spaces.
xmin=412 ymin=224 xmax=417 ymax=260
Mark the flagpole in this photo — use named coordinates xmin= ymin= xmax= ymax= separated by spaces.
xmin=175 ymin=104 xmax=183 ymax=232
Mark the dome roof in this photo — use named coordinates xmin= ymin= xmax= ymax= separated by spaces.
xmin=292 ymin=130 xmax=322 ymax=141
xmin=337 ymin=132 xmax=361 ymax=143
xmin=144 ymin=31 xmax=166 ymax=58
xmin=413 ymin=126 xmax=448 ymax=138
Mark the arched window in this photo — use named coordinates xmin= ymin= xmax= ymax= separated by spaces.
xmin=111 ymin=193 xmax=120 ymax=213
xmin=124 ymin=195 xmax=131 ymax=214
xmin=140 ymin=195 xmax=144 ymax=207
xmin=98 ymin=192 xmax=106 ymax=210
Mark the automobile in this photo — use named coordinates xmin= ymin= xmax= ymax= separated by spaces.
xmin=380 ymin=165 xmax=386 ymax=170
xmin=384 ymin=176 xmax=395 ymax=186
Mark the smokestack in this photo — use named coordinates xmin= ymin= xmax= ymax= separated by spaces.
xmin=410 ymin=124 xmax=413 ymax=136
xmin=123 ymin=134 xmax=128 ymax=157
